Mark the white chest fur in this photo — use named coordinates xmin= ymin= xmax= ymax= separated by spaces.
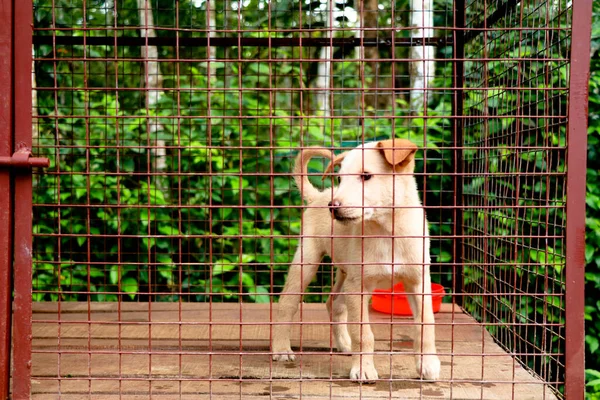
xmin=331 ymin=234 xmax=415 ymax=287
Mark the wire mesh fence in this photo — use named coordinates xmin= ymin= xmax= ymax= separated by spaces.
xmin=10 ymin=0 xmax=589 ymax=398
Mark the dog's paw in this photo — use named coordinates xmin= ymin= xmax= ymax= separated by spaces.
xmin=272 ymin=349 xmax=296 ymax=362
xmin=349 ymin=363 xmax=379 ymax=383
xmin=272 ymin=338 xmax=296 ymax=362
xmin=416 ymin=355 xmax=441 ymax=380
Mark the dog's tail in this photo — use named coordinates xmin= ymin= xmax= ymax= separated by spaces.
xmin=294 ymin=147 xmax=333 ymax=203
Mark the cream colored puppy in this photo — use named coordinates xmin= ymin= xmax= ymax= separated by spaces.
xmin=272 ymin=139 xmax=440 ymax=382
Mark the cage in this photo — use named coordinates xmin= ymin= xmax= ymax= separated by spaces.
xmin=0 ymin=0 xmax=591 ymax=399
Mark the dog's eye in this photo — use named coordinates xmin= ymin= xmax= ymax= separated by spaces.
xmin=362 ymin=173 xmax=372 ymax=181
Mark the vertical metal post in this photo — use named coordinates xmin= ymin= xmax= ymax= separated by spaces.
xmin=452 ymin=0 xmax=465 ymax=306
xmin=565 ymin=0 xmax=593 ymax=398
xmin=11 ymin=1 xmax=34 ymax=399
xmin=0 ymin=0 xmax=13 ymax=397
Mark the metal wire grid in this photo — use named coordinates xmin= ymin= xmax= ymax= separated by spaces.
xmin=461 ymin=1 xmax=571 ymax=396
xmin=31 ymin=0 xmax=455 ymax=303
xmin=21 ymin=0 xmax=584 ymax=398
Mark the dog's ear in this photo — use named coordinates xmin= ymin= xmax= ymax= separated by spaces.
xmin=322 ymin=151 xmax=349 ymax=180
xmin=377 ymin=139 xmax=418 ymax=167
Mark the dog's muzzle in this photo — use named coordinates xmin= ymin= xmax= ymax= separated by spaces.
xmin=328 ymin=200 xmax=341 ymax=219
xmin=328 ymin=200 xmax=356 ymax=221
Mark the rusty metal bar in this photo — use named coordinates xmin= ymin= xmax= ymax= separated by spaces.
xmin=564 ymin=0 xmax=593 ymax=398
xmin=0 ymin=143 xmax=49 ymax=169
xmin=0 ymin=0 xmax=13 ymax=397
xmin=462 ymin=0 xmax=519 ymax=43
xmin=11 ymin=1 xmax=34 ymax=399
xmin=32 ymin=35 xmax=450 ymax=48
xmin=452 ymin=0 xmax=465 ymax=308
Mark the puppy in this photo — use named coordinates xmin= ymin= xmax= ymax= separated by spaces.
xmin=272 ymin=139 xmax=440 ymax=382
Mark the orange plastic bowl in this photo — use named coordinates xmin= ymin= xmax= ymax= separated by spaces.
xmin=371 ymin=283 xmax=445 ymax=316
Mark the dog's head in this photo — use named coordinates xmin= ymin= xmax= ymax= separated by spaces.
xmin=323 ymin=139 xmax=418 ymax=223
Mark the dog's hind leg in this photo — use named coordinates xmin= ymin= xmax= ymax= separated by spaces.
xmin=326 ymin=269 xmax=352 ymax=353
xmin=272 ymin=241 xmax=321 ymax=361
xmin=404 ymin=272 xmax=441 ymax=380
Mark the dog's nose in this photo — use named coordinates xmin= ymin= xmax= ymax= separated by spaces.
xmin=328 ymin=200 xmax=341 ymax=218
xmin=328 ymin=200 xmax=341 ymax=210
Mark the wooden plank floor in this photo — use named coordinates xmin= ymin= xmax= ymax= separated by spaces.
xmin=28 ymin=302 xmax=558 ymax=400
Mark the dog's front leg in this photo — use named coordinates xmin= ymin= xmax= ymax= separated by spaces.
xmin=272 ymin=245 xmax=320 ymax=361
xmin=326 ymin=269 xmax=352 ymax=353
xmin=405 ymin=275 xmax=441 ymax=380
xmin=344 ymin=276 xmax=378 ymax=383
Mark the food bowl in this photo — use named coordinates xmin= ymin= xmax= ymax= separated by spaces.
xmin=371 ymin=283 xmax=445 ymax=316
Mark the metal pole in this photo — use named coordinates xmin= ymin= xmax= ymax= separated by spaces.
xmin=0 ymin=0 xmax=13 ymax=397
xmin=565 ymin=0 xmax=593 ymax=398
xmin=11 ymin=1 xmax=34 ymax=398
xmin=452 ymin=0 xmax=465 ymax=307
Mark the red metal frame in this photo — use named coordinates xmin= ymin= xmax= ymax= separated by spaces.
xmin=0 ymin=0 xmax=589 ymax=398
xmin=12 ymin=1 xmax=34 ymax=399
xmin=565 ymin=0 xmax=593 ymax=398
xmin=0 ymin=0 xmax=13 ymax=397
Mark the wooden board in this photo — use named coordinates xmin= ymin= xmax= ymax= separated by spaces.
xmin=27 ymin=302 xmax=559 ymax=399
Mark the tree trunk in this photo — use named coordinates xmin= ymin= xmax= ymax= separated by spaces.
xmin=360 ymin=0 xmax=390 ymax=113
xmin=138 ymin=0 xmax=166 ymax=172
xmin=207 ymin=0 xmax=217 ymax=86
xmin=315 ymin=0 xmax=332 ymax=119
xmin=409 ymin=0 xmax=435 ymax=113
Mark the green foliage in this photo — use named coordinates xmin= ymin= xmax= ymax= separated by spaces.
xmin=457 ymin=3 xmax=572 ymax=395
xmin=588 ymin=370 xmax=600 ymax=400
xmin=31 ymin=0 xmax=456 ymax=305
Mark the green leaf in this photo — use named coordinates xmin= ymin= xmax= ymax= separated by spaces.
xmin=587 ymin=244 xmax=595 ymax=263
xmin=90 ymin=190 xmax=104 ymax=202
xmin=587 ymin=335 xmax=600 ymax=355
xmin=158 ymin=225 xmax=181 ymax=236
xmin=587 ymin=369 xmax=600 ymax=379
xmin=75 ymin=188 xmax=87 ymax=199
xmin=248 ymin=286 xmax=270 ymax=303
xmin=587 ymin=379 xmax=600 ymax=387
xmin=142 ymin=237 xmax=155 ymax=250
xmin=212 ymin=260 xmax=236 ymax=276
xmin=110 ymin=265 xmax=120 ymax=285
xmin=157 ymin=254 xmax=173 ymax=264
xmin=120 ymin=277 xmax=138 ymax=299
